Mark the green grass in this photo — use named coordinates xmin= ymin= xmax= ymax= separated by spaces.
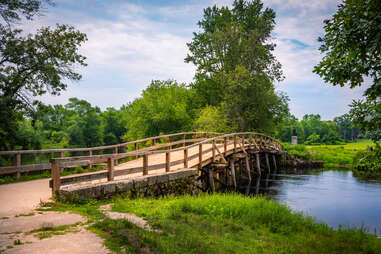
xmin=27 ymin=223 xmax=82 ymax=239
xmin=283 ymin=140 xmax=375 ymax=168
xmin=62 ymin=193 xmax=381 ymax=254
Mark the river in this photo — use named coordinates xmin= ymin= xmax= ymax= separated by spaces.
xmin=251 ymin=169 xmax=381 ymax=235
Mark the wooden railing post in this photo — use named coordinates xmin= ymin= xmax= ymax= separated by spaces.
xmin=234 ymin=135 xmax=237 ymax=152
xmin=107 ymin=157 xmax=114 ymax=181
xmin=14 ymin=153 xmax=21 ymax=179
xmin=59 ymin=151 xmax=64 ymax=158
xmin=184 ymin=148 xmax=188 ymax=168
xmin=143 ymin=154 xmax=148 ymax=175
xmin=241 ymin=136 xmax=245 ymax=148
xmin=135 ymin=143 xmax=138 ymax=159
xmin=212 ymin=140 xmax=216 ymax=162
xmin=224 ymin=137 xmax=227 ymax=155
xmin=51 ymin=160 xmax=61 ymax=196
xmin=166 ymin=151 xmax=170 ymax=172
xmin=199 ymin=143 xmax=203 ymax=168
xmin=88 ymin=150 xmax=92 ymax=168
xmin=114 ymin=147 xmax=118 ymax=166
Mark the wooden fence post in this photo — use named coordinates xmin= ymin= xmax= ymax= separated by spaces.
xmin=166 ymin=151 xmax=170 ymax=172
xmin=143 ymin=154 xmax=148 ymax=175
xmin=234 ymin=135 xmax=237 ymax=152
xmin=114 ymin=147 xmax=119 ymax=166
xmin=107 ymin=157 xmax=114 ymax=181
xmin=184 ymin=148 xmax=188 ymax=168
xmin=212 ymin=140 xmax=216 ymax=162
xmin=199 ymin=143 xmax=203 ymax=168
xmin=135 ymin=143 xmax=138 ymax=159
xmin=59 ymin=152 xmax=65 ymax=173
xmin=51 ymin=160 xmax=61 ymax=196
xmin=88 ymin=150 xmax=92 ymax=168
xmin=224 ymin=137 xmax=227 ymax=155
xmin=14 ymin=153 xmax=21 ymax=179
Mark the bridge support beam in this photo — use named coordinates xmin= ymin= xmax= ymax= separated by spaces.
xmin=255 ymin=153 xmax=261 ymax=176
xmin=230 ymin=160 xmax=237 ymax=189
xmin=265 ymin=153 xmax=271 ymax=174
xmin=208 ymin=169 xmax=215 ymax=193
xmin=245 ymin=156 xmax=252 ymax=182
xmin=272 ymin=154 xmax=278 ymax=172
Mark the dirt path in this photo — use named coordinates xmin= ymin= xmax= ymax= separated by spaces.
xmin=0 ymin=180 xmax=109 ymax=253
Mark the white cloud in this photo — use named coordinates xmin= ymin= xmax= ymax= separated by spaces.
xmin=28 ymin=0 xmax=364 ymax=120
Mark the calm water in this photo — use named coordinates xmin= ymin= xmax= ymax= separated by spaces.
xmin=261 ymin=170 xmax=381 ymax=235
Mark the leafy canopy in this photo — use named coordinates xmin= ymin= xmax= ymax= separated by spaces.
xmin=314 ymin=0 xmax=381 ymax=142
xmin=185 ymin=0 xmax=287 ymax=133
xmin=0 ymin=0 xmax=87 ymax=150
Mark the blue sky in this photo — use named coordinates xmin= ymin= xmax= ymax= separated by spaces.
xmin=29 ymin=0 xmax=367 ymax=120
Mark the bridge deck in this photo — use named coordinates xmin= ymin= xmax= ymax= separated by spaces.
xmin=77 ymin=143 xmax=235 ymax=185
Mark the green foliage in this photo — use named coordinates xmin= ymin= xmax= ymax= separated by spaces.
xmin=277 ymin=113 xmax=349 ymax=145
xmin=353 ymin=144 xmax=381 ymax=179
xmin=186 ymin=0 xmax=288 ymax=133
xmin=193 ymin=105 xmax=227 ymax=132
xmin=313 ymin=0 xmax=381 ymax=142
xmin=350 ymin=99 xmax=381 ymax=142
xmin=123 ymin=80 xmax=194 ymax=140
xmin=0 ymin=0 xmax=87 ymax=150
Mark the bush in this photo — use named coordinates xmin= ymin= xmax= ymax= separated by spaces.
xmin=353 ymin=143 xmax=381 ymax=179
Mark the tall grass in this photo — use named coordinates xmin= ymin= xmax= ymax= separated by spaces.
xmin=95 ymin=193 xmax=381 ymax=254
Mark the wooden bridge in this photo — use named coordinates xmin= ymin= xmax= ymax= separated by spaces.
xmin=0 ymin=132 xmax=283 ymax=197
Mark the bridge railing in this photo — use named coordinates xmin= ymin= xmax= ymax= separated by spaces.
xmin=49 ymin=132 xmax=283 ymax=195
xmin=0 ymin=132 xmax=222 ymax=178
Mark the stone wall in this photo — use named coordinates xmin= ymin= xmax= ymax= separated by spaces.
xmin=59 ymin=168 xmax=200 ymax=200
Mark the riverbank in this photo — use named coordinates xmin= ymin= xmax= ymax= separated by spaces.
xmin=45 ymin=193 xmax=381 ymax=253
xmin=283 ymin=140 xmax=374 ymax=169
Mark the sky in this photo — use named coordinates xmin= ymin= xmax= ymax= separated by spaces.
xmin=28 ymin=0 xmax=368 ymax=120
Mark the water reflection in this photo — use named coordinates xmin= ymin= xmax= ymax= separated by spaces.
xmin=245 ymin=169 xmax=381 ymax=235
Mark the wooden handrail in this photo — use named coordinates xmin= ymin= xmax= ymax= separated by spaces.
xmin=0 ymin=132 xmax=223 ymax=178
xmin=49 ymin=132 xmax=283 ymax=195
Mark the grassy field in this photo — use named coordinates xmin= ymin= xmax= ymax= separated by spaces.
xmin=283 ymin=140 xmax=374 ymax=168
xmin=46 ymin=193 xmax=381 ymax=254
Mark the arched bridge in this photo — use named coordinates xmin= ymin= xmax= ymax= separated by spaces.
xmin=0 ymin=132 xmax=283 ymax=198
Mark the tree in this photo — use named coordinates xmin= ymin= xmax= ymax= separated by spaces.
xmin=123 ymin=80 xmax=194 ymax=140
xmin=0 ymin=0 xmax=87 ymax=150
xmin=185 ymin=0 xmax=287 ymax=132
xmin=314 ymin=0 xmax=380 ymax=141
